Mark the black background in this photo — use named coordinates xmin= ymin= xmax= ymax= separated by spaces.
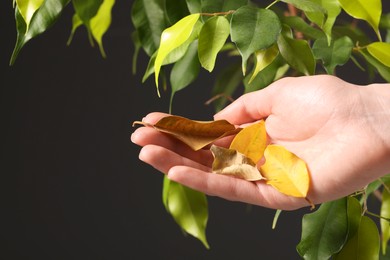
xmin=1 ymin=1 xmax=388 ymax=259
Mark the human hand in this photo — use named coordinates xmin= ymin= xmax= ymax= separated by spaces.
xmin=131 ymin=75 xmax=390 ymax=210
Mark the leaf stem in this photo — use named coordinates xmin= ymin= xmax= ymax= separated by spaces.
xmin=365 ymin=210 xmax=390 ymax=222
xmin=266 ymin=0 xmax=280 ymax=10
xmin=200 ymin=10 xmax=235 ymax=17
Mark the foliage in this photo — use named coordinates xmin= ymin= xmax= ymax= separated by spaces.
xmin=7 ymin=0 xmax=390 ymax=259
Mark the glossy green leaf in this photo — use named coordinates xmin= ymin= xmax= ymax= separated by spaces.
xmin=367 ymin=42 xmax=390 ymax=67
xmin=338 ymin=0 xmax=382 ymax=40
xmin=154 ymin=13 xmax=200 ymax=95
xmin=360 ymin=49 xmax=390 ymax=82
xmin=16 ymin=0 xmax=45 ymax=30
xmin=72 ymin=0 xmax=103 ymax=25
xmin=170 ymin=41 xmax=200 ymax=112
xmin=10 ymin=0 xmax=70 ymax=65
xmin=277 ymin=33 xmax=315 ymax=75
xmin=201 ymin=0 xmax=248 ymax=14
xmin=381 ymin=182 xmax=390 ymax=255
xmin=66 ymin=13 xmax=83 ymax=45
xmin=281 ymin=16 xmax=324 ymax=40
xmin=296 ymin=198 xmax=348 ymax=259
xmin=281 ymin=0 xmax=326 ymax=28
xmin=165 ymin=0 xmax=190 ymax=25
xmin=90 ymin=0 xmax=115 ymax=57
xmin=306 ymin=0 xmax=341 ymax=44
xmin=249 ymin=45 xmax=279 ymax=83
xmin=186 ymin=0 xmax=201 ymax=13
xmin=312 ymin=36 xmax=353 ymax=74
xmin=166 ymin=181 xmax=209 ymax=249
xmin=335 ymin=216 xmax=380 ymax=260
xmin=230 ymin=6 xmax=281 ymax=75
xmin=198 ymin=16 xmax=230 ymax=72
xmin=211 ymin=62 xmax=243 ymax=112
xmin=131 ymin=0 xmax=168 ymax=56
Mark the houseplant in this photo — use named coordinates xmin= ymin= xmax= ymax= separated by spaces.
xmin=8 ymin=0 xmax=390 ymax=258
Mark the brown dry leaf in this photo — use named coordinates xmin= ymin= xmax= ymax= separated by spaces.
xmin=132 ymin=115 xmax=241 ymax=151
xmin=260 ymin=144 xmax=310 ymax=198
xmin=210 ymin=145 xmax=264 ymax=181
xmin=229 ymin=120 xmax=267 ymax=163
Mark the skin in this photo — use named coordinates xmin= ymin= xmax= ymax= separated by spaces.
xmin=131 ymin=75 xmax=390 ymax=210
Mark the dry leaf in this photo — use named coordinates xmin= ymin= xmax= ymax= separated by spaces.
xmin=210 ymin=145 xmax=264 ymax=181
xmin=229 ymin=120 xmax=267 ymax=163
xmin=260 ymin=144 xmax=310 ymax=198
xmin=133 ymin=115 xmax=241 ymax=151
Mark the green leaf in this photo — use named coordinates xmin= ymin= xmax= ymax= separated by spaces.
xmin=16 ymin=0 xmax=45 ymax=30
xmin=131 ymin=0 xmax=168 ymax=56
xmin=338 ymin=0 xmax=382 ymax=41
xmin=198 ymin=16 xmax=230 ymax=72
xmin=306 ymin=0 xmax=341 ymax=44
xmin=277 ymin=33 xmax=315 ymax=75
xmin=72 ymin=0 xmax=103 ymax=25
xmin=165 ymin=0 xmax=190 ymax=25
xmin=281 ymin=16 xmax=325 ymax=40
xmin=10 ymin=0 xmax=70 ymax=65
xmin=360 ymin=49 xmax=390 ymax=83
xmin=367 ymin=42 xmax=390 ymax=67
xmin=230 ymin=6 xmax=281 ymax=75
xmin=66 ymin=13 xmax=83 ymax=45
xmin=201 ymin=0 xmax=248 ymax=14
xmin=154 ymin=13 xmax=200 ymax=95
xmin=166 ymin=181 xmax=209 ymax=249
xmin=90 ymin=0 xmax=115 ymax=58
xmin=249 ymin=44 xmax=279 ymax=83
xmin=381 ymin=182 xmax=390 ymax=255
xmin=335 ymin=216 xmax=380 ymax=260
xmin=296 ymin=198 xmax=348 ymax=259
xmin=170 ymin=41 xmax=200 ymax=112
xmin=185 ymin=0 xmax=201 ymax=13
xmin=131 ymin=31 xmax=142 ymax=75
xmin=211 ymin=62 xmax=243 ymax=112
xmin=312 ymin=36 xmax=353 ymax=74
xmin=280 ymin=0 xmax=326 ymax=28
xmin=162 ymin=175 xmax=171 ymax=212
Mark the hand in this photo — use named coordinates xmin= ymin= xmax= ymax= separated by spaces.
xmin=131 ymin=75 xmax=390 ymax=210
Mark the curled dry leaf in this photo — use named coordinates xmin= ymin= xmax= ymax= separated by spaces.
xmin=229 ymin=120 xmax=267 ymax=163
xmin=132 ymin=115 xmax=241 ymax=151
xmin=260 ymin=144 xmax=310 ymax=198
xmin=210 ymin=145 xmax=264 ymax=181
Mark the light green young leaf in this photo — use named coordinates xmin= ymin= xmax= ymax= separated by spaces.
xmin=166 ymin=181 xmax=209 ymax=249
xmin=360 ymin=49 xmax=390 ymax=82
xmin=10 ymin=0 xmax=70 ymax=65
xmin=201 ymin=0 xmax=248 ymax=14
xmin=277 ymin=33 xmax=315 ymax=75
xmin=312 ymin=36 xmax=353 ymax=74
xmin=249 ymin=45 xmax=279 ymax=83
xmin=170 ymin=41 xmax=200 ymax=112
xmin=281 ymin=16 xmax=325 ymax=40
xmin=296 ymin=198 xmax=348 ymax=259
xmin=154 ymin=13 xmax=200 ymax=95
xmin=367 ymin=42 xmax=390 ymax=67
xmin=211 ymin=62 xmax=243 ymax=112
xmin=66 ymin=13 xmax=83 ymax=45
xmin=338 ymin=0 xmax=382 ymax=41
xmin=90 ymin=0 xmax=115 ymax=58
xmin=335 ymin=216 xmax=380 ymax=260
xmin=131 ymin=0 xmax=168 ymax=56
xmin=381 ymin=182 xmax=390 ymax=255
xmin=230 ymin=6 xmax=281 ymax=75
xmin=16 ymin=0 xmax=45 ymax=31
xmin=198 ymin=16 xmax=230 ymax=72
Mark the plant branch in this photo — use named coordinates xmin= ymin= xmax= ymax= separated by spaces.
xmin=200 ymin=10 xmax=235 ymax=17
xmin=365 ymin=210 xmax=390 ymax=222
xmin=204 ymin=93 xmax=234 ymax=106
xmin=266 ymin=0 xmax=280 ymax=10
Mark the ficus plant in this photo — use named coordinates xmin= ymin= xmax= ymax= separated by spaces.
xmin=7 ymin=0 xmax=390 ymax=259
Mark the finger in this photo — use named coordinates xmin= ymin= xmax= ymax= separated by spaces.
xmin=141 ymin=112 xmax=171 ymax=124
xmin=139 ymin=145 xmax=211 ymax=174
xmin=213 ymin=82 xmax=278 ymax=125
xmin=131 ymin=127 xmax=214 ymax=166
xmin=167 ymin=165 xmax=308 ymax=210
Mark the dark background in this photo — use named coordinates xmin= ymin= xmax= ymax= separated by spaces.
xmin=1 ymin=1 xmax=388 ymax=260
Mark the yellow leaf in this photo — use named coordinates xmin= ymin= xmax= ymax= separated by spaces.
xmin=133 ymin=115 xmax=241 ymax=151
xmin=229 ymin=120 xmax=267 ymax=164
xmin=260 ymin=144 xmax=310 ymax=198
xmin=211 ymin=145 xmax=264 ymax=181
